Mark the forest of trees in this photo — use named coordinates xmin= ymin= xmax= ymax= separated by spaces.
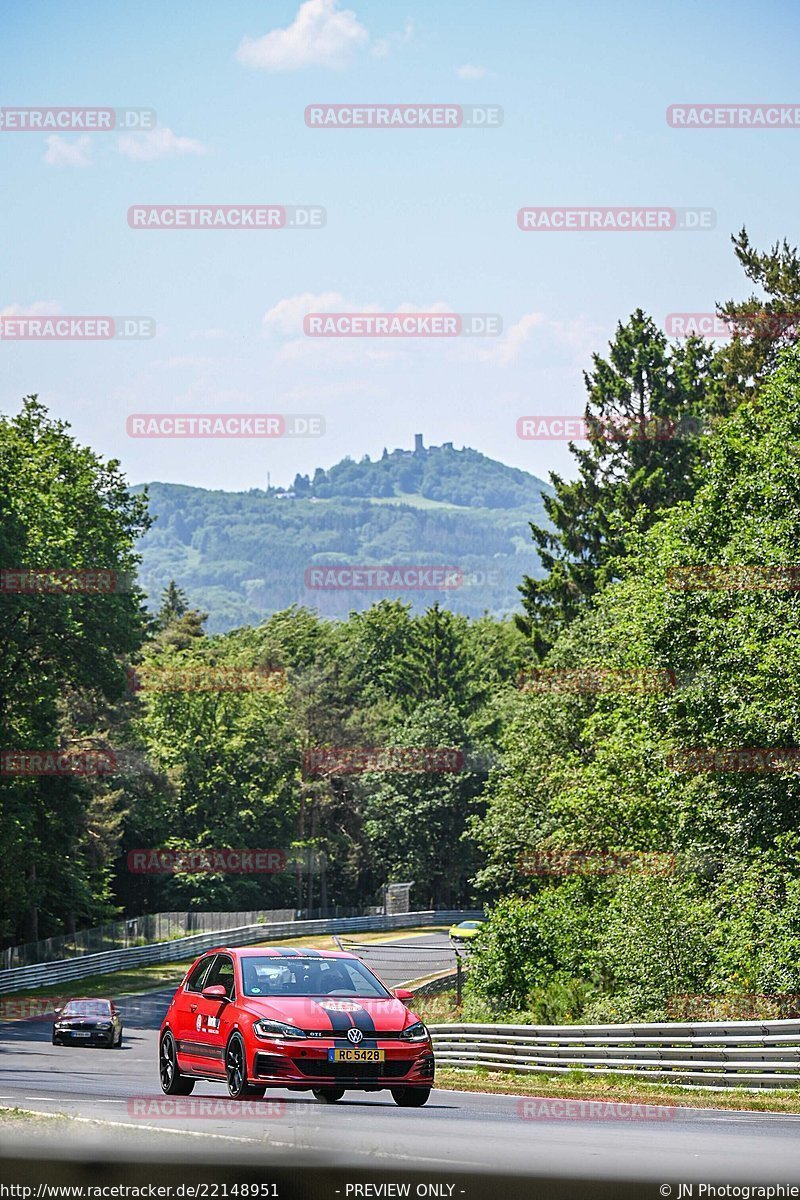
xmin=286 ymin=441 xmax=549 ymax=509
xmin=135 ymin=445 xmax=552 ymax=633
xmin=3 ymin=227 xmax=800 ymax=1025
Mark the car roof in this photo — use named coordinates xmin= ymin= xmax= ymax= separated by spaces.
xmin=64 ymin=996 xmax=113 ymax=1003
xmin=203 ymin=946 xmax=359 ymax=960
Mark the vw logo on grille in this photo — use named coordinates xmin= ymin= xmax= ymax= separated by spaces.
xmin=347 ymin=1027 xmax=363 ymax=1044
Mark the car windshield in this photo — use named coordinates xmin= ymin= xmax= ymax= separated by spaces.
xmin=62 ymin=1001 xmax=111 ymax=1017
xmin=241 ymin=956 xmax=392 ymax=999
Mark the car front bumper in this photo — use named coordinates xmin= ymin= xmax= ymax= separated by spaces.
xmin=250 ymin=1041 xmax=435 ymax=1088
xmin=54 ymin=1028 xmax=115 ymax=1045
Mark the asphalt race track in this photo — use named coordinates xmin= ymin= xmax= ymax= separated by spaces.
xmin=2 ymin=936 xmax=800 ymax=1182
xmin=336 ymin=932 xmax=459 ymax=987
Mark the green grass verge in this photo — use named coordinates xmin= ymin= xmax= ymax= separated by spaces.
xmin=435 ymin=1066 xmax=800 ymax=1113
xmin=0 ymin=1106 xmax=68 ymax=1124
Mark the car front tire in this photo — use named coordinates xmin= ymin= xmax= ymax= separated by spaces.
xmin=225 ymin=1034 xmax=264 ymax=1099
xmin=391 ymin=1086 xmax=431 ymax=1107
xmin=159 ymin=1031 xmax=195 ymax=1095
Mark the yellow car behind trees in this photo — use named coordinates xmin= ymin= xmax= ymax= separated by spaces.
xmin=448 ymin=919 xmax=486 ymax=942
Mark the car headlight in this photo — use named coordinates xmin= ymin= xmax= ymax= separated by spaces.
xmin=96 ymin=1022 xmax=112 ymax=1029
xmin=400 ymin=1021 xmax=429 ymax=1042
xmin=253 ymin=1019 xmax=307 ymax=1040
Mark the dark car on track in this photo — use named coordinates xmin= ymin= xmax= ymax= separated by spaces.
xmin=159 ymin=946 xmax=434 ymax=1106
xmin=52 ymin=998 xmax=123 ymax=1048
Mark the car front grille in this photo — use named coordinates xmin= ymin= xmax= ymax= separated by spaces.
xmin=292 ymin=1059 xmax=412 ymax=1080
xmin=254 ymin=1052 xmax=293 ymax=1077
xmin=57 ymin=1026 xmax=109 ymax=1035
xmin=304 ymin=1030 xmax=409 ymax=1040
xmin=418 ymin=1055 xmax=435 ymax=1079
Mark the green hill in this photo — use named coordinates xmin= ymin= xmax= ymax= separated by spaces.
xmin=134 ymin=439 xmax=551 ymax=632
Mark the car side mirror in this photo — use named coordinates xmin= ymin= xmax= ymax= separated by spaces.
xmin=201 ymin=984 xmax=229 ymax=1002
xmin=393 ymin=988 xmax=415 ymax=1003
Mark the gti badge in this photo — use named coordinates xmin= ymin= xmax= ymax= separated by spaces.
xmin=347 ymin=1027 xmax=363 ymax=1044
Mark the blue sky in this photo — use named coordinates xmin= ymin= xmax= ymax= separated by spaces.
xmin=1 ymin=0 xmax=798 ymax=491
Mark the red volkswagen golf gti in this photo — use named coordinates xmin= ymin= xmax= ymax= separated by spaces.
xmin=159 ymin=947 xmax=434 ymax=1106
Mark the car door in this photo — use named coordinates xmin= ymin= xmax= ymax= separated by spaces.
xmin=186 ymin=953 xmax=236 ymax=1076
xmin=173 ymin=953 xmax=217 ymax=1072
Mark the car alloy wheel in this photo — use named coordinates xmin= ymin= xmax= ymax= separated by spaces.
xmin=159 ymin=1031 xmax=194 ymax=1095
xmin=225 ymin=1034 xmax=264 ymax=1099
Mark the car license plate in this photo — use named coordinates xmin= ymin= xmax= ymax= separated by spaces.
xmin=72 ymin=1031 xmax=92 ymax=1038
xmin=328 ymin=1048 xmax=384 ymax=1063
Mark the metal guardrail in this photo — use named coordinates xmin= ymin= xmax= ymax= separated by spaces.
xmin=0 ymin=910 xmax=479 ymax=994
xmin=429 ymin=1018 xmax=800 ymax=1087
xmin=410 ymin=968 xmax=463 ymax=998
xmin=0 ymin=909 xmax=298 ymax=970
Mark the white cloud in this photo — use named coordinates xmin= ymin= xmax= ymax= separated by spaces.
xmin=151 ymin=355 xmax=217 ymax=370
xmin=0 ymin=301 xmax=62 ymax=317
xmin=372 ymin=19 xmax=414 ymax=58
xmin=455 ymin=64 xmax=487 ymax=80
xmin=189 ymin=328 xmax=235 ymax=341
xmin=475 ymin=312 xmax=602 ymax=366
xmin=263 ymin=293 xmax=458 ymax=337
xmin=236 ymin=0 xmax=369 ymax=71
xmin=43 ymin=135 xmax=92 ymax=167
xmin=117 ymin=127 xmax=208 ymax=161
xmin=395 ymin=300 xmax=452 ymax=314
xmin=263 ymin=291 xmax=355 ymax=335
xmin=263 ymin=294 xmax=467 ymax=369
xmin=492 ymin=312 xmax=547 ymax=365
